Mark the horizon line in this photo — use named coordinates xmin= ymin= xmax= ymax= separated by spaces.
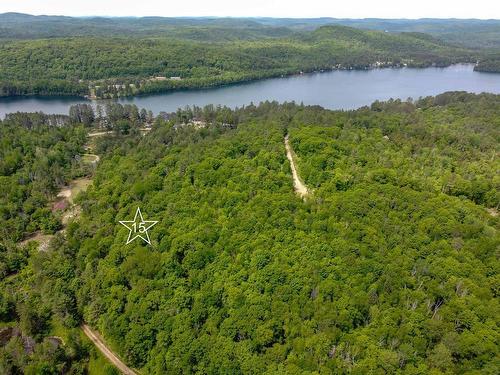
xmin=1 ymin=12 xmax=499 ymax=21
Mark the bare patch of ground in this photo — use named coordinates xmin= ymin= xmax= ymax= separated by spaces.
xmin=88 ymin=131 xmax=114 ymax=137
xmin=487 ymin=208 xmax=498 ymax=217
xmin=19 ymin=232 xmax=54 ymax=252
xmin=62 ymin=206 xmax=82 ymax=226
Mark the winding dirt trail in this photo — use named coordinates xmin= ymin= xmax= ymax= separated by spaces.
xmin=82 ymin=325 xmax=138 ymax=375
xmin=284 ymin=135 xmax=309 ymax=198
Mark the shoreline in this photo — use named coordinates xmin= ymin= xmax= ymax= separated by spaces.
xmin=1 ymin=63 xmax=496 ymax=119
xmin=0 ymin=62 xmax=480 ymax=102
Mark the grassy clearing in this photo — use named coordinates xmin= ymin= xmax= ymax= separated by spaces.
xmin=69 ymin=178 xmax=92 ymax=203
xmin=81 ymin=154 xmax=99 ymax=164
xmin=57 ymin=177 xmax=92 ymax=204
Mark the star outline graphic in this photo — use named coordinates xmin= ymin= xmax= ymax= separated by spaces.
xmin=119 ymin=207 xmax=158 ymax=245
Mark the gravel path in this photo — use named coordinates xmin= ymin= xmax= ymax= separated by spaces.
xmin=82 ymin=325 xmax=137 ymax=375
xmin=285 ymin=135 xmax=309 ymax=198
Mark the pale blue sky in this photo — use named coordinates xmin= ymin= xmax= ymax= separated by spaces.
xmin=1 ymin=0 xmax=498 ymax=19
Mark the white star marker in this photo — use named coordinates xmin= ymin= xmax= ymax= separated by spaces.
xmin=119 ymin=207 xmax=158 ymax=245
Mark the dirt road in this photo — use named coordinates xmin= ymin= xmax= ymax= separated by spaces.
xmin=88 ymin=131 xmax=114 ymax=137
xmin=284 ymin=135 xmax=309 ymax=198
xmin=82 ymin=325 xmax=137 ymax=375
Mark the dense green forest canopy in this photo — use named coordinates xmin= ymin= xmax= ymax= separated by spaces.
xmin=1 ymin=92 xmax=498 ymax=373
xmin=0 ymin=21 xmax=477 ymax=98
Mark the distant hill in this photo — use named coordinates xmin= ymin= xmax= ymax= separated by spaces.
xmin=255 ymin=17 xmax=500 ymax=48
xmin=1 ymin=13 xmax=500 ymax=48
xmin=0 ymin=13 xmax=297 ymax=41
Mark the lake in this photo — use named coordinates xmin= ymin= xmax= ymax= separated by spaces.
xmin=1 ymin=64 xmax=500 ymax=118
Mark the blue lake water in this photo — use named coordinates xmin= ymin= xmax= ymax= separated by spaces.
xmin=1 ymin=64 xmax=499 ymax=118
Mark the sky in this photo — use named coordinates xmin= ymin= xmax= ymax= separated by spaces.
xmin=1 ymin=0 xmax=499 ymax=19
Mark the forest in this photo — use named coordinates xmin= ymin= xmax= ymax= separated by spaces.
xmin=0 ymin=92 xmax=498 ymax=374
xmin=0 ymin=24 xmax=476 ymax=98
xmin=0 ymin=113 xmax=88 ymax=242
xmin=2 ymin=13 xmax=500 ymax=49
xmin=474 ymin=56 xmax=500 ymax=73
